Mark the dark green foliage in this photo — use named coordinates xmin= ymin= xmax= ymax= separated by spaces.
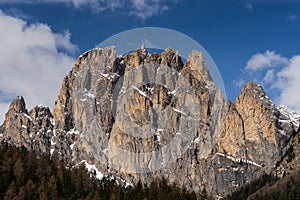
xmin=226 ymin=169 xmax=300 ymax=200
xmin=226 ymin=173 xmax=276 ymax=200
xmin=252 ymin=170 xmax=300 ymax=200
xmin=123 ymin=177 xmax=197 ymax=200
xmin=0 ymin=142 xmax=197 ymax=200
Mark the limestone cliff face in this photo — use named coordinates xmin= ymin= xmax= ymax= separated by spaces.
xmin=217 ymin=82 xmax=296 ymax=172
xmin=0 ymin=46 xmax=299 ymax=198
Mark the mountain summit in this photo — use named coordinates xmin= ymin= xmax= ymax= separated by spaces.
xmin=0 ymin=46 xmax=299 ymax=198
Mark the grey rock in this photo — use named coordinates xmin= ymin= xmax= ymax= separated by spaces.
xmin=1 ymin=47 xmax=299 ymax=198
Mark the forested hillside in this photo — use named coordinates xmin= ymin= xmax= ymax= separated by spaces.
xmin=226 ymin=170 xmax=300 ymax=200
xmin=0 ymin=142 xmax=197 ymax=200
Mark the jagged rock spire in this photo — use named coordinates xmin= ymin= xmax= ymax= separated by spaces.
xmin=187 ymin=49 xmax=214 ymax=86
xmin=9 ymin=96 xmax=27 ymax=114
xmin=1 ymin=47 xmax=299 ymax=198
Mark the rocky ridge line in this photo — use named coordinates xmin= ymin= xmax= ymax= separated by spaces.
xmin=0 ymin=46 xmax=299 ymax=198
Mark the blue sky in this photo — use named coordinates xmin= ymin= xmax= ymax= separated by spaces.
xmin=0 ymin=0 xmax=300 ymax=122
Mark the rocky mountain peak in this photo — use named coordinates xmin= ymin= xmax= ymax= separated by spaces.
xmin=160 ymin=48 xmax=184 ymax=71
xmin=1 ymin=96 xmax=53 ymax=154
xmin=123 ymin=46 xmax=184 ymax=72
xmin=8 ymin=96 xmax=27 ymax=114
xmin=124 ymin=47 xmax=148 ymax=68
xmin=237 ymin=81 xmax=274 ymax=107
xmin=2 ymin=96 xmax=28 ymax=131
xmin=186 ymin=49 xmax=213 ymax=86
xmin=1 ymin=46 xmax=299 ymax=198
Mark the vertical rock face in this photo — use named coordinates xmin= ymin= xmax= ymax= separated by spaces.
xmin=0 ymin=46 xmax=299 ymax=198
xmin=52 ymin=47 xmax=118 ymax=169
xmin=218 ymin=82 xmax=293 ymax=172
xmin=235 ymin=83 xmax=282 ymax=169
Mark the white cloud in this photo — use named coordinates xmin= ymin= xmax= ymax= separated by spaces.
xmin=0 ymin=0 xmax=178 ymax=20
xmin=246 ymin=50 xmax=289 ymax=71
xmin=273 ymin=55 xmax=300 ymax=112
xmin=0 ymin=10 xmax=78 ymax=124
xmin=237 ymin=51 xmax=300 ymax=113
xmin=0 ymin=104 xmax=9 ymax=123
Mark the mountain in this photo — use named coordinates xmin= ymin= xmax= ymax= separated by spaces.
xmin=227 ymin=126 xmax=300 ymax=199
xmin=0 ymin=46 xmax=299 ymax=198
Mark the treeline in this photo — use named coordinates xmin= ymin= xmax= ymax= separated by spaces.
xmin=0 ymin=142 xmax=197 ymax=200
xmin=226 ymin=174 xmax=276 ymax=200
xmin=226 ymin=170 xmax=300 ymax=200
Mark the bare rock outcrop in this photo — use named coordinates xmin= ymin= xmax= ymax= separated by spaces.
xmin=1 ymin=46 xmax=299 ymax=198
xmin=0 ymin=96 xmax=54 ymax=154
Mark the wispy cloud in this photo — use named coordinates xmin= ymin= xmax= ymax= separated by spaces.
xmin=263 ymin=69 xmax=275 ymax=83
xmin=5 ymin=8 xmax=31 ymax=20
xmin=0 ymin=9 xmax=78 ymax=123
xmin=242 ymin=0 xmax=300 ymax=11
xmin=130 ymin=0 xmax=170 ymax=20
xmin=235 ymin=50 xmax=300 ymax=113
xmin=66 ymin=0 xmax=124 ymax=13
xmin=0 ymin=0 xmax=179 ymax=20
xmin=245 ymin=1 xmax=253 ymax=11
xmin=287 ymin=14 xmax=298 ymax=22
